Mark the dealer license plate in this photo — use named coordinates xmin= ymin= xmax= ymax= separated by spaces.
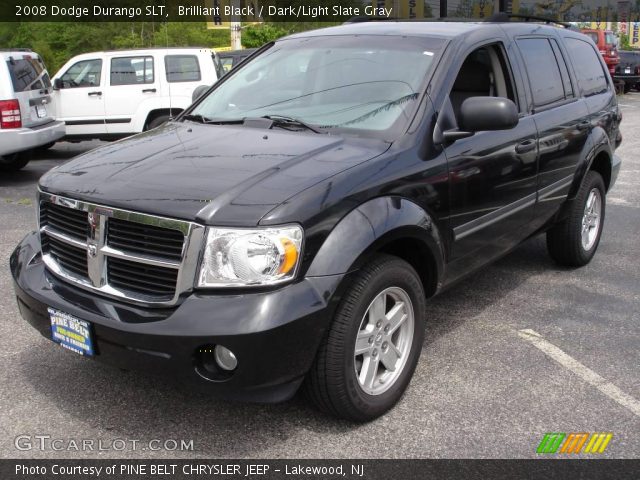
xmin=35 ymin=104 xmax=47 ymax=118
xmin=49 ymin=307 xmax=94 ymax=356
xmin=625 ymin=68 xmax=631 ymax=74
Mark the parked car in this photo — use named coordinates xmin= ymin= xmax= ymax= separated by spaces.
xmin=51 ymin=48 xmax=225 ymax=141
xmin=0 ymin=49 xmax=65 ymax=171
xmin=218 ymin=48 xmax=258 ymax=73
xmin=581 ymin=28 xmax=620 ymax=75
xmin=12 ymin=17 xmax=622 ymax=421
xmin=614 ymin=50 xmax=640 ymax=93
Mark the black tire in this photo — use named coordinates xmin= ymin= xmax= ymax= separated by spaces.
xmin=547 ymin=171 xmax=606 ymax=267
xmin=0 ymin=151 xmax=31 ymax=172
xmin=305 ymin=254 xmax=426 ymax=422
xmin=145 ymin=114 xmax=170 ymax=131
xmin=624 ymin=84 xmax=631 ymax=94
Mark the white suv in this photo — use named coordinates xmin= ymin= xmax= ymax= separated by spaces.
xmin=52 ymin=48 xmax=223 ymax=140
xmin=0 ymin=50 xmax=65 ymax=171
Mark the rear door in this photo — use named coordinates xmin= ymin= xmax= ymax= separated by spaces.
xmin=54 ymin=57 xmax=106 ymax=136
xmin=105 ymin=54 xmax=157 ymax=134
xmin=515 ymin=36 xmax=590 ymax=223
xmin=162 ymin=53 xmax=203 ymax=110
xmin=6 ymin=53 xmax=54 ymax=128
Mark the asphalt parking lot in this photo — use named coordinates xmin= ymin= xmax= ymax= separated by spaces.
xmin=1 ymin=94 xmax=639 ymax=460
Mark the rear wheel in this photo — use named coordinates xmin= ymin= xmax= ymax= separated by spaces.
xmin=305 ymin=254 xmax=426 ymax=422
xmin=547 ymin=171 xmax=606 ymax=267
xmin=0 ymin=151 xmax=31 ymax=172
xmin=37 ymin=142 xmax=56 ymax=150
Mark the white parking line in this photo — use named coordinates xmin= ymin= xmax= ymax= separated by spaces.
xmin=518 ymin=329 xmax=640 ymax=418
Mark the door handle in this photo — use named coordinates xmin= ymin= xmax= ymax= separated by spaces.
xmin=142 ymin=88 xmax=157 ymax=93
xmin=576 ymin=121 xmax=591 ymax=131
xmin=88 ymin=91 xmax=102 ymax=96
xmin=515 ymin=140 xmax=536 ymax=154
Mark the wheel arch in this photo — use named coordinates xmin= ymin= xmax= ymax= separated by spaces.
xmin=569 ymin=128 xmax=613 ymax=200
xmin=306 ymin=197 xmax=446 ymax=298
xmin=143 ymin=108 xmax=183 ymax=130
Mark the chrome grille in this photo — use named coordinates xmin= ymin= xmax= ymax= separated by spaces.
xmin=40 ymin=202 xmax=87 ymax=241
xmin=107 ymin=257 xmax=178 ymax=297
xmin=107 ymin=218 xmax=184 ymax=261
xmin=38 ymin=192 xmax=205 ymax=306
xmin=43 ymin=235 xmax=89 ymax=278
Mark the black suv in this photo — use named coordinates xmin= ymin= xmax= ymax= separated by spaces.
xmin=11 ymin=20 xmax=622 ymax=421
xmin=615 ymin=50 xmax=640 ymax=93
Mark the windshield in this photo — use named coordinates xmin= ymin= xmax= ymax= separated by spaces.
xmin=188 ymin=35 xmax=443 ymax=138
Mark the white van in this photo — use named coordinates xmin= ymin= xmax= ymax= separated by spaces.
xmin=0 ymin=49 xmax=65 ymax=171
xmin=52 ymin=48 xmax=223 ymax=140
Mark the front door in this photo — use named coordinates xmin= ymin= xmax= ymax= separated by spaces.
xmin=54 ymin=58 xmax=106 ymax=136
xmin=443 ymin=43 xmax=539 ymax=277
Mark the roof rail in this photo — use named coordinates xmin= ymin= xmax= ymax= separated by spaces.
xmin=343 ymin=16 xmax=395 ymax=24
xmin=485 ymin=12 xmax=576 ymax=29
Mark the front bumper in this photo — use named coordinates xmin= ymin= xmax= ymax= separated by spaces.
xmin=11 ymin=231 xmax=343 ymax=402
xmin=0 ymin=120 xmax=65 ymax=156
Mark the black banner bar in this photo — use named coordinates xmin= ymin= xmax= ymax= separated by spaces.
xmin=0 ymin=0 xmax=638 ymax=22
xmin=2 ymin=459 xmax=640 ymax=480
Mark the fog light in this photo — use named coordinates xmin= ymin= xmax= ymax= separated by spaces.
xmin=214 ymin=345 xmax=237 ymax=371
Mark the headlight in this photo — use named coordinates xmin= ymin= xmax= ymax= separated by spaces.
xmin=197 ymin=225 xmax=303 ymax=287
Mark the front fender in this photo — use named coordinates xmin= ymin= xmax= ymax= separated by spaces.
xmin=306 ymin=197 xmax=445 ymax=290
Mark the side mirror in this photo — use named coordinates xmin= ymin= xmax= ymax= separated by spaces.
xmin=192 ymin=85 xmax=210 ymax=103
xmin=53 ymin=78 xmax=63 ymax=90
xmin=443 ymin=97 xmax=519 ymax=142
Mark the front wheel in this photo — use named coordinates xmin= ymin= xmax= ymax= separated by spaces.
xmin=547 ymin=171 xmax=606 ymax=267
xmin=305 ymin=254 xmax=426 ymax=422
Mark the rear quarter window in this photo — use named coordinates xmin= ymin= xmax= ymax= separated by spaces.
xmin=564 ymin=38 xmax=608 ymax=97
xmin=6 ymin=56 xmax=49 ymax=92
xmin=165 ymin=55 xmax=201 ymax=83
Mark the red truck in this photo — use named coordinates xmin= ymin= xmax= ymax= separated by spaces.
xmin=581 ymin=28 xmax=620 ymax=75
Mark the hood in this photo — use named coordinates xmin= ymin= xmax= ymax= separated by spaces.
xmin=40 ymin=122 xmax=390 ymax=225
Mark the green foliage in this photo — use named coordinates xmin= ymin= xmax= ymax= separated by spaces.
xmin=620 ymin=33 xmax=630 ymax=50
xmin=0 ymin=22 xmax=230 ymax=74
xmin=242 ymin=23 xmax=291 ymax=48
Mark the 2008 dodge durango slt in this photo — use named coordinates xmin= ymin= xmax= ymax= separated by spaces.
xmin=11 ymin=19 xmax=622 ymax=421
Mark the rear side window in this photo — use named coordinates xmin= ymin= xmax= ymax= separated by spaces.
xmin=605 ymin=32 xmax=616 ymax=46
xmin=165 ymin=55 xmax=201 ymax=83
xmin=565 ymin=38 xmax=608 ymax=97
xmin=516 ymin=38 xmax=566 ymax=108
xmin=60 ymin=59 xmax=102 ymax=88
xmin=110 ymin=56 xmax=154 ymax=86
xmin=6 ymin=56 xmax=48 ymax=92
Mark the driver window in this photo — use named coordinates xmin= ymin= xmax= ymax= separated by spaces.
xmin=60 ymin=59 xmax=102 ymax=88
xmin=450 ymin=45 xmax=517 ymax=123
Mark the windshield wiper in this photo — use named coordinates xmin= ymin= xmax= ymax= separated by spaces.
xmin=182 ymin=114 xmax=244 ymax=125
xmin=182 ymin=114 xmax=209 ymax=124
xmin=261 ymin=115 xmax=325 ymax=134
